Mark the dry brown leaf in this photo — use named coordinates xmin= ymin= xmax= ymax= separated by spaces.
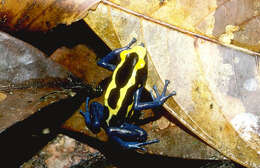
xmin=84 ymin=2 xmax=260 ymax=168
xmin=104 ymin=0 xmax=260 ymax=53
xmin=0 ymin=31 xmax=74 ymax=132
xmin=0 ymin=0 xmax=100 ymax=31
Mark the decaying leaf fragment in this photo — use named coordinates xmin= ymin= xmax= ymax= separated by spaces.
xmin=0 ymin=92 xmax=7 ymax=101
xmin=84 ymin=2 xmax=260 ymax=168
xmin=0 ymin=31 xmax=75 ymax=132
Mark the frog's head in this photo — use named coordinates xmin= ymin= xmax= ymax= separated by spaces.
xmin=120 ymin=44 xmax=147 ymax=64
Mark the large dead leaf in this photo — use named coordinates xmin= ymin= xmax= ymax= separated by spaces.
xmin=84 ymin=2 xmax=260 ymax=168
xmin=0 ymin=31 xmax=75 ymax=132
xmin=102 ymin=0 xmax=260 ymax=53
xmin=0 ymin=0 xmax=100 ymax=31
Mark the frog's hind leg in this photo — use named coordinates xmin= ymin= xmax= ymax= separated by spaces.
xmin=106 ymin=123 xmax=158 ymax=150
xmin=80 ymin=97 xmax=105 ymax=134
xmin=97 ymin=38 xmax=137 ymax=71
xmin=134 ymin=80 xmax=176 ymax=111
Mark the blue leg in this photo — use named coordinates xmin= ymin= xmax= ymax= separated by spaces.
xmin=97 ymin=38 xmax=137 ymax=71
xmin=106 ymin=123 xmax=159 ymax=150
xmin=134 ymin=80 xmax=176 ymax=111
xmin=80 ymin=97 xmax=105 ymax=134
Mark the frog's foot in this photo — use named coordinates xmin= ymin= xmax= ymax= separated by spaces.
xmin=134 ymin=80 xmax=176 ymax=111
xmin=80 ymin=97 xmax=104 ymax=134
xmin=111 ymin=138 xmax=159 ymax=151
xmin=150 ymin=80 xmax=176 ymax=106
xmin=107 ymin=123 xmax=159 ymax=150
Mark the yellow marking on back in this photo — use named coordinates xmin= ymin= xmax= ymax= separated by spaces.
xmin=104 ymin=46 xmax=146 ymax=123
xmin=127 ymin=102 xmax=134 ymax=117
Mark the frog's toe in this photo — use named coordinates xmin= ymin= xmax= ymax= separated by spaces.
xmin=126 ymin=139 xmax=159 ymax=151
xmin=165 ymin=79 xmax=170 ymax=85
xmin=152 ymin=80 xmax=176 ymax=103
xmin=112 ymin=138 xmax=159 ymax=151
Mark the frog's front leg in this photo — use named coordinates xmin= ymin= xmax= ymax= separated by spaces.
xmin=106 ymin=123 xmax=159 ymax=150
xmin=97 ymin=38 xmax=137 ymax=71
xmin=134 ymin=80 xmax=176 ymax=111
xmin=80 ymin=97 xmax=105 ymax=134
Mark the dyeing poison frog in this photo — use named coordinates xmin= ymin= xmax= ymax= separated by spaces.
xmin=80 ymin=38 xmax=176 ymax=150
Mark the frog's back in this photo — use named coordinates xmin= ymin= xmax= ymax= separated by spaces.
xmin=104 ymin=46 xmax=147 ymax=126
